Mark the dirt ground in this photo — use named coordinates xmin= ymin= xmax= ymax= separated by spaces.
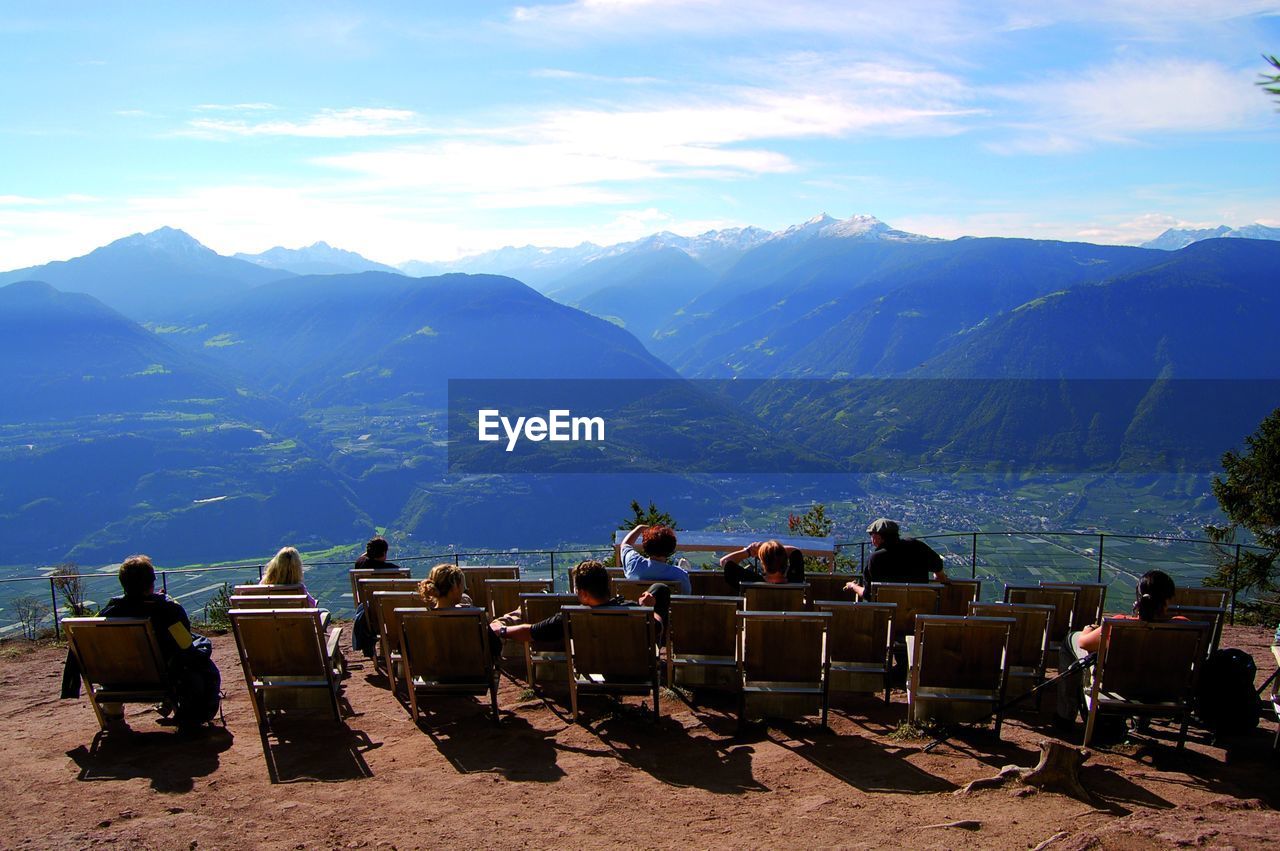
xmin=1 ymin=624 xmax=1276 ymax=850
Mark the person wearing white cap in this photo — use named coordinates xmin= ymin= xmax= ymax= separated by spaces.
xmin=844 ymin=518 xmax=947 ymax=599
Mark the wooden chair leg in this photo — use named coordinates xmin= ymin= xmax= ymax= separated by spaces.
xmin=568 ymin=677 xmax=580 ymax=724
xmin=1083 ymin=705 xmax=1097 ymax=747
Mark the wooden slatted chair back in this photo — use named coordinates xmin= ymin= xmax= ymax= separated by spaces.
xmin=459 ymin=566 xmax=520 ymax=613
xmin=614 ymin=578 xmax=685 ymax=603
xmin=805 ymin=574 xmax=860 ymax=606
xmin=229 ymin=594 xmax=311 ymax=610
xmin=688 ymin=571 xmax=735 ymax=598
xmin=349 ymin=568 xmax=411 ymax=609
xmin=398 ymin=607 xmax=494 ymax=684
xmin=668 ymin=595 xmax=741 ymax=659
xmin=740 ymin=582 xmax=807 ymax=612
xmin=913 ymin=615 xmax=1012 ymax=693
xmin=231 ymin=608 xmax=328 ymax=680
xmin=938 ymin=579 xmax=982 ymax=616
xmin=1039 ymin=581 xmax=1107 ymax=630
xmin=485 ymin=579 xmax=551 ymax=619
xmin=1003 ymin=585 xmax=1076 ymax=644
xmin=1095 ymin=618 xmax=1210 ymax=700
xmin=234 ymin=583 xmax=306 ymax=596
xmin=815 ymin=601 xmax=894 ymax=666
xmin=1166 ymin=605 xmax=1226 ymax=655
xmin=738 ymin=611 xmax=830 ymax=684
xmin=65 ymin=617 xmax=168 ymax=689
xmin=968 ymin=602 xmax=1052 ymax=669
xmin=564 ymin=606 xmax=657 ymax=680
xmin=1173 ymin=587 xmax=1230 ymax=609
xmin=373 ymin=591 xmax=427 ymax=665
xmin=871 ymin=583 xmax=943 ymax=636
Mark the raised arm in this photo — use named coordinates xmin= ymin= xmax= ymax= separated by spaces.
xmin=620 ymin=524 xmax=646 ymax=549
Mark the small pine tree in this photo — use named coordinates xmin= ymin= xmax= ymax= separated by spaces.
xmin=618 ymin=500 xmax=678 ymax=531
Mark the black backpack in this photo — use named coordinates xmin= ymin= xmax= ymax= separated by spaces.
xmin=1196 ymin=648 xmax=1260 ymax=737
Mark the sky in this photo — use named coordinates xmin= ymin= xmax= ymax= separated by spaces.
xmin=1 ymin=1 xmax=1278 ymax=268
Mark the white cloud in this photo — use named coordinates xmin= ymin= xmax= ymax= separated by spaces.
xmin=989 ymin=59 xmax=1269 ymax=153
xmin=182 ymin=107 xmax=425 ymax=139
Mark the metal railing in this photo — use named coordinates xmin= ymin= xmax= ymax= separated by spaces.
xmin=0 ymin=532 xmax=1269 ymax=640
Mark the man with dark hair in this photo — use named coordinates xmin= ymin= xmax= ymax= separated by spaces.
xmin=491 ymin=560 xmax=668 ymax=648
xmin=845 ymin=518 xmax=947 ymax=598
xmin=62 ymin=554 xmax=221 ymax=728
xmin=354 ymin=535 xmax=398 ymax=570
xmin=618 ymin=523 xmax=690 ymax=594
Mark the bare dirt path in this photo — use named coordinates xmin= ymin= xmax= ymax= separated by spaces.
xmin=1 ymin=625 xmax=1275 ymax=850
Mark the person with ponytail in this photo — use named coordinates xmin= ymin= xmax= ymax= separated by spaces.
xmin=417 ymin=563 xmax=470 ymax=609
xmin=1056 ymin=569 xmax=1183 ymax=733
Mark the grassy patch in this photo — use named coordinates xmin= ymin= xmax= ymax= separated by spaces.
xmin=885 ymin=720 xmax=931 ymax=742
xmin=203 ymin=333 xmax=241 ymax=348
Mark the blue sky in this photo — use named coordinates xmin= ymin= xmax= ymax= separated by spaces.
xmin=1 ymin=1 xmax=1277 ymax=267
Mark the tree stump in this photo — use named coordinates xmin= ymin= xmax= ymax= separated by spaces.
xmin=957 ymin=740 xmax=1092 ymax=801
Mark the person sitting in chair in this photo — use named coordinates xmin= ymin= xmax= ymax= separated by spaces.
xmin=353 ymin=535 xmax=400 ymax=570
xmin=720 ymin=539 xmax=805 ymax=593
xmin=1055 ymin=569 xmax=1184 ymax=734
xmin=490 ymin=560 xmax=668 ymax=648
xmin=417 ymin=563 xmax=473 ymax=609
xmin=618 ymin=524 xmax=691 ymax=594
xmin=62 ymin=555 xmax=221 ymax=729
xmin=845 ymin=518 xmax=947 ymax=599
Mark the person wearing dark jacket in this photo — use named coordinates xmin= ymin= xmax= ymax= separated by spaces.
xmin=61 ymin=554 xmax=221 ymax=728
xmin=845 ymin=518 xmax=947 ymax=599
xmin=720 ymin=539 xmax=805 ymax=593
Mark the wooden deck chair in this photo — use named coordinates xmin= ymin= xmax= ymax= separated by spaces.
xmin=372 ymin=591 xmax=427 ymax=687
xmin=398 ymin=607 xmax=499 ymax=722
xmin=349 ymin=567 xmax=411 ymax=612
xmin=805 ymin=573 xmax=860 ymax=607
xmin=234 ymin=583 xmax=306 ymax=596
xmin=688 ymin=571 xmax=735 ymax=598
xmin=1166 ymin=605 xmax=1227 ymax=656
xmin=63 ymin=617 xmax=177 ymax=733
xmin=1083 ymin=618 xmax=1211 ymax=749
xmin=870 ymin=583 xmax=943 ymax=638
xmin=458 ymin=566 xmax=519 ymax=613
xmin=614 ymin=578 xmax=685 ymax=603
xmin=909 ymin=615 xmax=1013 ymax=736
xmin=666 ymin=595 xmax=742 ymax=690
xmin=1173 ymin=587 xmax=1230 ymax=610
xmin=969 ymin=602 xmax=1053 ymax=703
xmin=229 ymin=594 xmax=312 ymax=609
xmin=485 ymin=578 xmax=551 ymax=620
xmin=939 ymin=579 xmax=982 ymax=616
xmin=353 ymin=574 xmax=416 ymax=639
xmin=1003 ymin=585 xmax=1076 ymax=654
xmin=740 ymin=582 xmax=808 ymax=612
xmin=814 ymin=601 xmax=895 ymax=703
xmin=564 ymin=606 xmax=661 ymax=723
xmin=1040 ymin=581 xmax=1108 ymax=630
xmin=521 ymin=593 xmax=578 ymax=687
xmin=1270 ymin=645 xmax=1279 ymax=751
xmin=737 ymin=611 xmax=831 ymax=728
xmin=230 ymin=608 xmax=344 ymax=728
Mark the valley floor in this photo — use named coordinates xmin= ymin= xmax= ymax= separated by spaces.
xmin=1 ymin=626 xmax=1277 ymax=850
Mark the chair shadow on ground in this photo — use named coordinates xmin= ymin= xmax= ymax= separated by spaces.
xmin=585 ymin=704 xmax=768 ymax=795
xmin=418 ymin=703 xmax=567 ymax=783
xmin=772 ymin=724 xmax=961 ymax=795
xmin=67 ymin=726 xmax=234 ymax=793
xmin=255 ymin=714 xmax=378 ymax=785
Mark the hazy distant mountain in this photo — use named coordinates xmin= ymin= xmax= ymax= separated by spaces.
xmin=1140 ymin=224 xmax=1280 ymax=250
xmin=234 ymin=241 xmax=402 ymax=276
xmin=400 ymin=243 xmax=605 ymax=288
xmin=0 ymin=280 xmax=367 ymax=563
xmin=0 ymin=227 xmax=290 ymax=320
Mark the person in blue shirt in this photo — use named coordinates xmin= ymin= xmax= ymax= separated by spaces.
xmin=618 ymin=523 xmax=691 ymax=595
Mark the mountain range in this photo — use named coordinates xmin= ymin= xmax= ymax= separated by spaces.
xmin=2 ymin=217 xmax=1278 ymax=565
xmin=1140 ymin=223 xmax=1280 ymax=251
xmin=234 ymin=241 xmax=403 ymax=276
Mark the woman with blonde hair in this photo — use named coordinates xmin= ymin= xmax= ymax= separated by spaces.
xmin=417 ymin=563 xmax=470 ymax=609
xmin=260 ymin=546 xmax=319 ymax=608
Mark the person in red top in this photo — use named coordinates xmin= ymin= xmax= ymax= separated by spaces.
xmin=1055 ymin=569 xmax=1182 ymax=733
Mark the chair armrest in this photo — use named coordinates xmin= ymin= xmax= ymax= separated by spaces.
xmin=326 ymin=627 xmax=344 ymax=661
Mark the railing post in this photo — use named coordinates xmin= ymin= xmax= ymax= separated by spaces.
xmin=1229 ymin=543 xmax=1241 ymax=626
xmin=1097 ymin=534 xmax=1105 ymax=583
xmin=971 ymin=533 xmax=977 ymax=579
xmin=453 ymin=553 xmax=460 ymax=566
xmin=257 ymin=562 xmax=263 ymax=580
xmin=859 ymin=542 xmax=866 ymax=574
xmin=549 ymin=551 xmax=556 ymax=593
xmin=162 ymin=571 xmax=168 ymax=594
xmin=49 ymin=577 xmax=60 ymax=640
